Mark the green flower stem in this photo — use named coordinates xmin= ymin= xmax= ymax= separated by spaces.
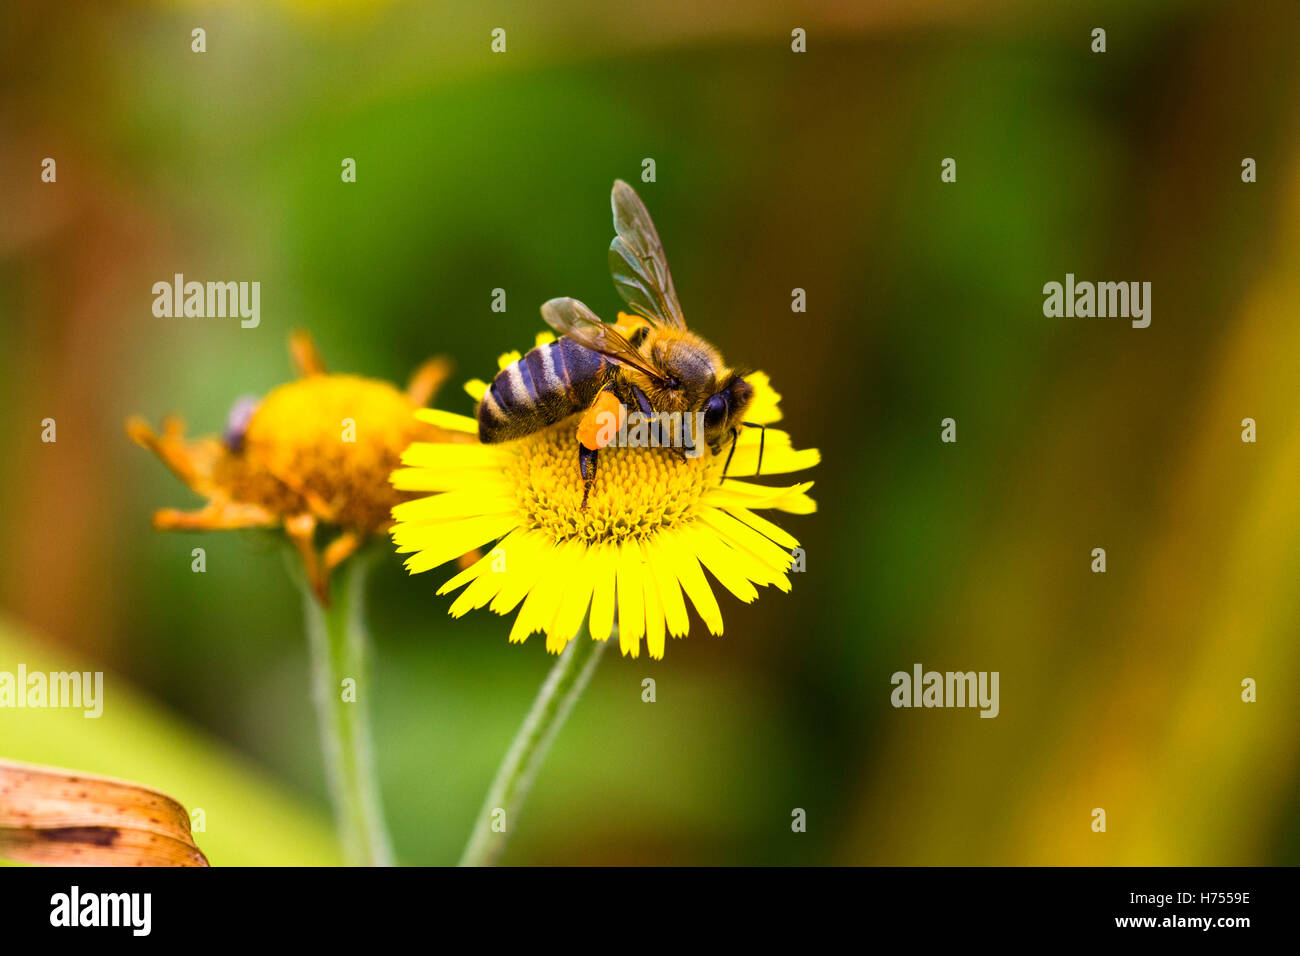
xmin=459 ymin=626 xmax=611 ymax=866
xmin=293 ymin=550 xmax=395 ymax=867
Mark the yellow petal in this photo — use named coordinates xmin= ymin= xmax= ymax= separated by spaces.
xmin=767 ymin=487 xmax=818 ymax=515
xmin=658 ymin=530 xmax=724 ymax=635
xmin=743 ymin=371 xmax=784 ymax=425
xmin=698 ymin=508 xmax=795 ymax=576
xmin=616 ymin=540 xmax=646 ymax=657
xmin=489 ymin=532 xmax=549 ymax=615
xmin=436 ymin=537 xmax=506 ymax=594
xmin=645 ymin=537 xmax=690 ymax=638
xmin=588 ymin=542 xmax=618 ymax=642
xmin=448 ymin=562 xmax=507 ymax=618
xmin=508 ymin=578 xmax=548 ymax=645
xmin=724 ymin=431 xmax=821 ymax=477
xmin=391 ymin=466 xmax=511 ymax=494
xmin=641 ymin=543 xmax=667 ymax=659
xmin=413 ymin=408 xmax=479 ymax=433
xmin=548 ymin=543 xmax=596 ymax=651
xmin=400 ymin=441 xmax=506 ymax=469
xmin=682 ymin=524 xmax=760 ymax=603
xmin=708 ymin=477 xmax=814 ymax=505
xmin=722 ymin=505 xmax=801 ymax=550
xmin=707 ymin=479 xmax=817 ymax=514
xmin=512 ymin=539 xmax=580 ymax=647
xmin=395 ymin=512 xmax=518 ymax=572
xmin=391 ymin=491 xmax=516 ymax=523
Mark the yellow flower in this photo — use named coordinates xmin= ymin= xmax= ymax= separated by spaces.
xmin=390 ymin=330 xmax=819 ymax=659
xmin=128 ymin=330 xmax=464 ymax=604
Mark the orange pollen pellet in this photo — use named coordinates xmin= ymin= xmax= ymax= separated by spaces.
xmin=577 ymin=391 xmax=626 ymax=450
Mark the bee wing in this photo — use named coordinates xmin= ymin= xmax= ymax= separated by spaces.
xmin=541 ymin=297 xmax=668 ymax=383
xmin=608 ymin=179 xmax=687 ymax=329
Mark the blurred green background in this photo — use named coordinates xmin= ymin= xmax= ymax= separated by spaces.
xmin=2 ymin=0 xmax=1299 ymax=865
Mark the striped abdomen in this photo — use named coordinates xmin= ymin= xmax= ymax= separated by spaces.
xmin=478 ymin=337 xmax=611 ymax=443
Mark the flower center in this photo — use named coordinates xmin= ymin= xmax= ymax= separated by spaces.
xmin=507 ymin=420 xmax=718 ymax=545
xmin=238 ymin=375 xmax=432 ymax=529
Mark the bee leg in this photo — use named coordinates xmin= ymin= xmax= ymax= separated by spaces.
xmin=721 ymin=427 xmax=740 ymax=478
xmin=578 ymin=445 xmax=599 ymax=510
xmin=627 ymin=384 xmax=665 ymax=450
xmin=628 ymin=384 xmax=655 ymax=418
xmin=671 ymin=427 xmax=689 ymax=463
xmin=742 ymin=422 xmax=767 ymax=476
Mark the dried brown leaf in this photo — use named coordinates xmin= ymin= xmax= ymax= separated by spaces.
xmin=0 ymin=758 xmax=209 ymax=866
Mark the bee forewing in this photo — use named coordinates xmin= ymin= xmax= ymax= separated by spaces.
xmin=609 ymin=180 xmax=686 ymax=329
xmin=540 ymin=297 xmax=667 ymax=383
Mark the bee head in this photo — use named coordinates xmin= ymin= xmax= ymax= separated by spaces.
xmin=702 ymin=373 xmax=754 ymax=452
xmin=649 ymin=333 xmax=726 ymax=406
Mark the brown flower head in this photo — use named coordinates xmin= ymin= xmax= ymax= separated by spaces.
xmin=128 ymin=330 xmax=463 ymax=603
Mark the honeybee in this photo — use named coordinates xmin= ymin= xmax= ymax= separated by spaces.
xmin=477 ymin=180 xmax=763 ymax=507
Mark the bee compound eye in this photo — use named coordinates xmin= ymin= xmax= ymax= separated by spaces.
xmin=704 ymin=393 xmax=728 ymax=430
